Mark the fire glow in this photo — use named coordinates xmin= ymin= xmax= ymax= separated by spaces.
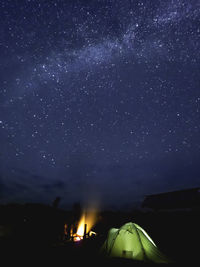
xmin=73 ymin=209 xmax=97 ymax=242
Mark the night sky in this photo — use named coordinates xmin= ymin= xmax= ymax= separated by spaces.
xmin=0 ymin=0 xmax=200 ymax=209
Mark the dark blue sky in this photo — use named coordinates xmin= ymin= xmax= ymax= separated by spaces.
xmin=0 ymin=0 xmax=200 ymax=209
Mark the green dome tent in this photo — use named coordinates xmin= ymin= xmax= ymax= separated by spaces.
xmin=101 ymin=222 xmax=169 ymax=263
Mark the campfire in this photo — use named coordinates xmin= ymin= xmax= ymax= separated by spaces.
xmin=65 ymin=208 xmax=97 ymax=242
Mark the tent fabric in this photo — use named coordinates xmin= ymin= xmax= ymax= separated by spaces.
xmin=101 ymin=222 xmax=169 ymax=263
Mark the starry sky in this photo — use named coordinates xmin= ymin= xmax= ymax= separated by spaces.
xmin=0 ymin=0 xmax=200 ymax=209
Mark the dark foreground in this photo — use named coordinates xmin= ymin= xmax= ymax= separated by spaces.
xmin=0 ymin=241 xmax=198 ymax=267
xmin=0 ymin=203 xmax=200 ymax=266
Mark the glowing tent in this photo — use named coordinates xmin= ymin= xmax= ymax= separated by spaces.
xmin=101 ymin=222 xmax=169 ymax=263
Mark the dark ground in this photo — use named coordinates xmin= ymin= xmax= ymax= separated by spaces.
xmin=0 ymin=203 xmax=199 ymax=266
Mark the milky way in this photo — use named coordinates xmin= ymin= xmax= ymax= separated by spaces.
xmin=0 ymin=0 xmax=200 ymax=209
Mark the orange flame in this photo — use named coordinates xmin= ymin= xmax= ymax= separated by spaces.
xmin=76 ymin=213 xmax=85 ymax=237
xmin=74 ymin=208 xmax=97 ymax=241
